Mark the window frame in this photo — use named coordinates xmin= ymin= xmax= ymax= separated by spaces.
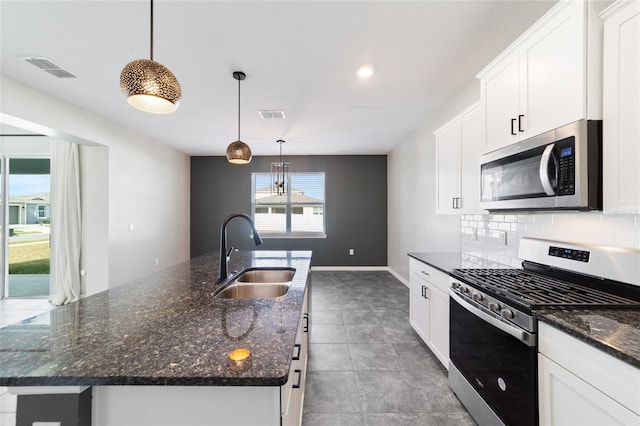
xmin=251 ymin=172 xmax=326 ymax=239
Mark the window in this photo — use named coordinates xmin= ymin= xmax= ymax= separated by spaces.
xmin=252 ymin=172 xmax=325 ymax=237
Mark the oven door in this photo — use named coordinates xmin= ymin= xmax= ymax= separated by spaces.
xmin=449 ymin=291 xmax=538 ymax=426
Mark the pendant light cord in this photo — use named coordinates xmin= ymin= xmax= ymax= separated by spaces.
xmin=237 ymin=76 xmax=241 ymax=140
xmin=150 ymin=0 xmax=154 ymax=61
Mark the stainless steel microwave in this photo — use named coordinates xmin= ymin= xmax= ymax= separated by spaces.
xmin=479 ymin=120 xmax=602 ymax=211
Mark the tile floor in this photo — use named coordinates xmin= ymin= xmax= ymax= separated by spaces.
xmin=0 ymin=297 xmax=54 ymax=426
xmin=302 ymin=271 xmax=475 ymax=426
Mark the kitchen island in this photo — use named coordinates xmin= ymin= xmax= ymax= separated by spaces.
xmin=0 ymin=250 xmax=312 ymax=425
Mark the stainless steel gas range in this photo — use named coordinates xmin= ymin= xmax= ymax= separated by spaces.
xmin=448 ymin=237 xmax=640 ymax=426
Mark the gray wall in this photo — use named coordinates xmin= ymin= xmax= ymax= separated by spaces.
xmin=191 ymin=155 xmax=387 ymax=266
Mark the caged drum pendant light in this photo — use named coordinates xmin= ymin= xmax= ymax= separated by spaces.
xmin=226 ymin=71 xmax=252 ymax=164
xmin=120 ymin=0 xmax=182 ymax=114
xmin=271 ymin=139 xmax=290 ymax=195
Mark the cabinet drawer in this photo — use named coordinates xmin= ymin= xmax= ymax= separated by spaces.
xmin=539 ymin=322 xmax=640 ymax=416
xmin=409 ymin=258 xmax=449 ymax=293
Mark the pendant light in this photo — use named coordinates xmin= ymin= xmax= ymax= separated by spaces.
xmin=120 ymin=0 xmax=182 ymax=114
xmin=271 ymin=139 xmax=290 ymax=195
xmin=226 ymin=71 xmax=252 ymax=164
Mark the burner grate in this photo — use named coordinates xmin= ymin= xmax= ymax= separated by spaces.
xmin=453 ymin=269 xmax=640 ymax=308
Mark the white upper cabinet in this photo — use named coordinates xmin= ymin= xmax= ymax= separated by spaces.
xmin=478 ymin=0 xmax=607 ymax=154
xmin=602 ymin=0 xmax=640 ymax=213
xmin=435 ymin=102 xmax=486 ymax=214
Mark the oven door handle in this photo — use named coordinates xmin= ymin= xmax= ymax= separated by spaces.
xmin=450 ymin=290 xmax=535 ymax=347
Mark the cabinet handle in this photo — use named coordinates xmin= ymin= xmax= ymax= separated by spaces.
xmin=292 ymin=369 xmax=303 ymax=389
xmin=421 ymin=270 xmax=430 ymax=277
xmin=518 ymin=115 xmax=524 ymax=132
xmin=452 ymin=197 xmax=456 ymax=209
xmin=303 ymin=313 xmax=309 ymax=333
xmin=511 ymin=118 xmax=517 ymax=135
xmin=292 ymin=343 xmax=301 ymax=361
xmin=424 ymin=286 xmax=429 ymax=299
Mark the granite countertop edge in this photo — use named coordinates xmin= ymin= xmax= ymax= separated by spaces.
xmin=535 ymin=309 xmax=640 ymax=370
xmin=0 ymin=250 xmax=312 ymax=387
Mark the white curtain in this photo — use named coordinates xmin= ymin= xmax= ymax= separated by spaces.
xmin=50 ymin=137 xmax=81 ymax=305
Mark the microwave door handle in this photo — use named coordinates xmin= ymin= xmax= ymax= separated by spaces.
xmin=539 ymin=144 xmax=557 ymax=196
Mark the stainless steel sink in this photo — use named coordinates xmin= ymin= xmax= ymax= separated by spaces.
xmin=215 ymin=283 xmax=290 ymax=299
xmin=213 ymin=267 xmax=296 ymax=299
xmin=236 ymin=268 xmax=296 ymax=283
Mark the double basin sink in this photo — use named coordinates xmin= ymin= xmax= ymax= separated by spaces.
xmin=214 ymin=268 xmax=296 ymax=299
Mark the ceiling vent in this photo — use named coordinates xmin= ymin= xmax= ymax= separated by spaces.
xmin=259 ymin=110 xmax=286 ymax=119
xmin=24 ymin=57 xmax=77 ymax=78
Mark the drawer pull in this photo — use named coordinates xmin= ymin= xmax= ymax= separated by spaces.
xmin=292 ymin=369 xmax=303 ymax=389
xmin=421 ymin=270 xmax=430 ymax=276
xmin=292 ymin=343 xmax=301 ymax=361
xmin=303 ymin=313 xmax=309 ymax=333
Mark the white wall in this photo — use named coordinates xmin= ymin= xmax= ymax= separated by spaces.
xmin=387 ymin=80 xmax=480 ymax=281
xmin=0 ymin=76 xmax=190 ymax=291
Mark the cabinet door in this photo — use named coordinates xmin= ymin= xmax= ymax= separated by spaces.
xmin=480 ymin=51 xmax=520 ymax=152
xmin=539 ymin=354 xmax=640 ymax=426
xmin=458 ymin=106 xmax=485 ymax=214
xmin=603 ymin=0 xmax=640 ymax=213
xmin=428 ymin=286 xmax=449 ymax=369
xmin=409 ymin=273 xmax=429 ymax=342
xmin=435 ymin=123 xmax=461 ymax=214
xmin=520 ymin=0 xmax=585 ymax=139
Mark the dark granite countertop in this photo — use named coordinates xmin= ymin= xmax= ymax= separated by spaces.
xmin=408 ymin=252 xmax=514 ymax=274
xmin=0 ymin=250 xmax=312 ymax=387
xmin=535 ymin=309 xmax=640 ymax=369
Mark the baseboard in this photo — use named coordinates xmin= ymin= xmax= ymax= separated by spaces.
xmin=388 ymin=268 xmax=409 ymax=288
xmin=310 ymin=266 xmax=388 ymax=271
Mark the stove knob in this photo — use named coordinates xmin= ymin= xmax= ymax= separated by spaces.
xmin=472 ymin=293 xmax=484 ymax=302
xmin=501 ymin=309 xmax=515 ymax=320
xmin=489 ymin=302 xmax=501 ymax=312
xmin=461 ymin=286 xmax=471 ymax=295
xmin=451 ymin=282 xmax=460 ymax=290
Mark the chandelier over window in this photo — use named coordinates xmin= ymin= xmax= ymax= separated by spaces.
xmin=271 ymin=139 xmax=290 ymax=195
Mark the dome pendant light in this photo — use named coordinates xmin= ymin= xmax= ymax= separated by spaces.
xmin=120 ymin=0 xmax=182 ymax=114
xmin=226 ymin=71 xmax=252 ymax=164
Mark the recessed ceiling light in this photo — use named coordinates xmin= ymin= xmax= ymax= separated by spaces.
xmin=356 ymin=64 xmax=374 ymax=79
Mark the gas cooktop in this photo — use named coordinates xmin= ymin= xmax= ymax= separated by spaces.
xmin=451 ymin=268 xmax=640 ymax=310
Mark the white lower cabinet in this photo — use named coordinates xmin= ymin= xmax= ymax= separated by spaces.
xmin=282 ymin=292 xmax=309 ymax=426
xmin=408 ymin=257 xmax=449 ymax=369
xmin=538 ymin=322 xmax=640 ymax=426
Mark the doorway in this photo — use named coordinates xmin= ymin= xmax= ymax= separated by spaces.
xmin=1 ymin=157 xmax=51 ymax=298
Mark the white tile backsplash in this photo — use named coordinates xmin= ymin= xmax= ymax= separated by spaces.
xmin=461 ymin=212 xmax=640 ymax=266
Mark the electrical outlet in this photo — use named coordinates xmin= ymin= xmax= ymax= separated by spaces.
xmin=349 ymin=248 xmax=354 ymax=256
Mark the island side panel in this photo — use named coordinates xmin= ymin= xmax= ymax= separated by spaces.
xmin=93 ymin=385 xmax=281 ymax=426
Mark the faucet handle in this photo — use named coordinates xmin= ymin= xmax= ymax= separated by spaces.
xmin=226 ymin=246 xmax=235 ymax=260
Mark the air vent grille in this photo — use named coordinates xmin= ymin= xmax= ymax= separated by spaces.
xmin=259 ymin=110 xmax=286 ymax=119
xmin=24 ymin=57 xmax=77 ymax=78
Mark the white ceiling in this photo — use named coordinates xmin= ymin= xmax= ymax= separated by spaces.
xmin=0 ymin=0 xmax=557 ymax=156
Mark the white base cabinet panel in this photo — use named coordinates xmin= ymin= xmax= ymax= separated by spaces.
xmin=93 ymin=385 xmax=281 ymax=426
xmin=538 ymin=322 xmax=640 ymax=426
xmin=408 ymin=257 xmax=449 ymax=369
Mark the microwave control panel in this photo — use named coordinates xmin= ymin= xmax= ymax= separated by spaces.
xmin=556 ymin=137 xmax=575 ymax=195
